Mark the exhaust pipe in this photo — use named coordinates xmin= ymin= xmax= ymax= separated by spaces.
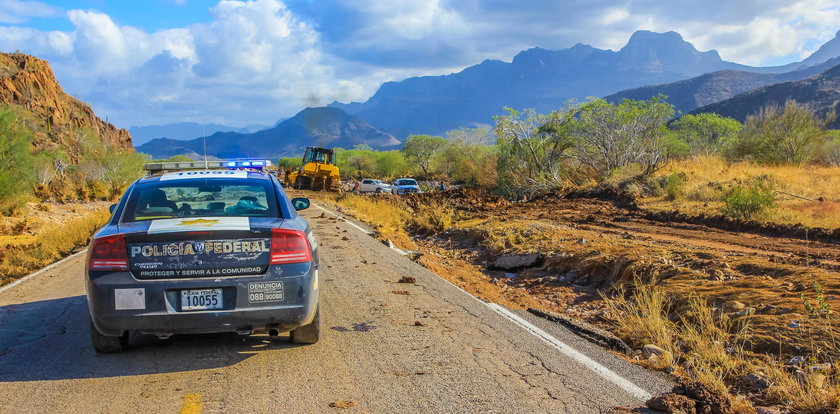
xmin=268 ymin=328 xmax=280 ymax=337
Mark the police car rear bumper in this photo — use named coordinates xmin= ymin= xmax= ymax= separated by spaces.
xmin=86 ymin=265 xmax=319 ymax=337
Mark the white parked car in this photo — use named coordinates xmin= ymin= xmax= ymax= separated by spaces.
xmin=358 ymin=179 xmax=393 ymax=193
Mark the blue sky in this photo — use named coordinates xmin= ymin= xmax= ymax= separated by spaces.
xmin=1 ymin=0 xmax=839 ymax=129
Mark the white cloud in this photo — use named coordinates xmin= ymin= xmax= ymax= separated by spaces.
xmin=1 ymin=0 xmax=840 ymax=128
xmin=0 ymin=0 xmax=54 ymax=24
xmin=0 ymin=0 xmax=360 ymax=128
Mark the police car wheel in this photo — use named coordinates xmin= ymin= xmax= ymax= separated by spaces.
xmin=290 ymin=305 xmax=320 ymax=344
xmin=89 ymin=316 xmax=130 ymax=354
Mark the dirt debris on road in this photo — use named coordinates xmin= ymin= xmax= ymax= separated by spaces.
xmin=0 ymin=202 xmax=675 ymax=413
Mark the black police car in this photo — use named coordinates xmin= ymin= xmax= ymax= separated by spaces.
xmin=85 ymin=167 xmax=320 ymax=353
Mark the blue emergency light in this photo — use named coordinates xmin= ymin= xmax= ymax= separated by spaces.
xmin=222 ymin=159 xmax=272 ymax=170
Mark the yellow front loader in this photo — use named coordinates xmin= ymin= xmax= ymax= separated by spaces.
xmin=284 ymin=147 xmax=341 ymax=191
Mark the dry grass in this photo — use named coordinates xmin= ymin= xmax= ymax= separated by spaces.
xmin=603 ymin=279 xmax=839 ymax=413
xmin=0 ymin=208 xmax=110 ymax=283
xmin=304 ymin=191 xmax=453 ymax=248
xmin=645 ymin=156 xmax=840 ymax=228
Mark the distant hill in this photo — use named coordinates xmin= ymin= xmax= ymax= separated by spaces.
xmin=0 ymin=53 xmax=132 ymax=158
xmin=330 ymin=30 xmax=799 ymax=138
xmin=129 ymin=122 xmax=271 ymax=146
xmin=136 ymin=107 xmax=399 ymax=159
xmin=605 ymin=57 xmax=840 ymax=114
xmin=691 ymin=63 xmax=840 ymax=128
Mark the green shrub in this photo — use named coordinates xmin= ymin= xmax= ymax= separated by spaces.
xmin=821 ymin=132 xmax=840 ymax=166
xmin=0 ymin=109 xmax=35 ymax=213
xmin=670 ymin=113 xmax=742 ymax=157
xmin=663 ymin=172 xmax=688 ymax=201
xmin=727 ymin=100 xmax=834 ymax=165
xmin=721 ymin=178 xmax=775 ymax=220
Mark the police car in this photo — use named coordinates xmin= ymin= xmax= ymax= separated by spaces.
xmin=86 ymin=162 xmax=320 ymax=353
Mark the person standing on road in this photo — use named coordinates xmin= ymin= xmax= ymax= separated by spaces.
xmin=353 ymin=180 xmax=360 ymax=194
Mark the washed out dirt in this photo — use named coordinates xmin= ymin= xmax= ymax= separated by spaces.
xmin=313 ymin=189 xmax=839 ymax=361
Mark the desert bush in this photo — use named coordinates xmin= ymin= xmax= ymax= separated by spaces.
xmin=670 ymin=113 xmax=742 ymax=156
xmin=495 ymin=107 xmax=573 ymax=189
xmin=440 ymin=128 xmax=498 ymax=188
xmin=277 ymin=157 xmax=303 ymax=171
xmin=662 ymin=172 xmax=688 ymax=201
xmin=727 ymin=100 xmax=835 ymax=165
xmin=822 ymin=132 xmax=840 ymax=166
xmin=0 ymin=109 xmax=36 ymax=213
xmin=721 ymin=177 xmax=776 ymax=220
xmin=402 ymin=135 xmax=447 ymax=176
xmin=570 ymin=96 xmax=675 ymax=179
xmin=373 ymin=150 xmax=408 ymax=178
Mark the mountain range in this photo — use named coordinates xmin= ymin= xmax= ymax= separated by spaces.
xmin=691 ymin=63 xmax=840 ymax=128
xmin=329 ymin=30 xmax=840 ymax=138
xmin=134 ymin=29 xmax=840 ymax=157
xmin=605 ymin=57 xmax=840 ymax=114
xmin=129 ymin=122 xmax=275 ymax=146
xmin=136 ymin=107 xmax=399 ymax=159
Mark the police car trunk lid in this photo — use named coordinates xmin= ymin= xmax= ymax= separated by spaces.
xmin=121 ymin=218 xmax=276 ymax=279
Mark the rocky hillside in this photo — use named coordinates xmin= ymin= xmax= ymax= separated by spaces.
xmin=0 ymin=53 xmax=132 ymax=158
xmin=136 ymin=107 xmax=399 ymax=159
xmin=691 ymin=62 xmax=840 ymax=127
xmin=606 ymin=57 xmax=840 ymax=114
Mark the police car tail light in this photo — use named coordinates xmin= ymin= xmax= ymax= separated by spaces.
xmin=88 ymin=234 xmax=129 ymax=271
xmin=270 ymin=229 xmax=311 ymax=265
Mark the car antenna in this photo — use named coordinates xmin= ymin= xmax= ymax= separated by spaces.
xmin=203 ymin=125 xmax=208 ymax=170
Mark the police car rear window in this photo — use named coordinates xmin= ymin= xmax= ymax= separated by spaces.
xmin=122 ymin=179 xmax=279 ymax=222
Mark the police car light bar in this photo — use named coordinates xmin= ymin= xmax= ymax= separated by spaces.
xmin=144 ymin=160 xmax=272 ymax=173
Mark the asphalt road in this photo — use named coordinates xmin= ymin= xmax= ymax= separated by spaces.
xmin=0 ymin=205 xmax=671 ymax=413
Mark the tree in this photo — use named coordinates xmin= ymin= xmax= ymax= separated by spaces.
xmin=374 ymin=151 xmax=408 ymax=177
xmin=0 ymin=109 xmax=35 ymax=212
xmin=728 ymin=100 xmax=835 ymax=165
xmin=277 ymin=157 xmax=302 ymax=170
xmin=670 ymin=113 xmax=742 ymax=156
xmin=401 ymin=135 xmax=447 ymax=175
xmin=495 ymin=107 xmax=574 ymax=188
xmin=570 ymin=96 xmax=675 ymax=178
xmin=440 ymin=128 xmax=497 ymax=188
xmin=100 ymin=151 xmax=145 ymax=196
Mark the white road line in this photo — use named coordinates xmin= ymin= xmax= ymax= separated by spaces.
xmin=0 ymin=249 xmax=88 ymax=294
xmin=486 ymin=303 xmax=653 ymax=401
xmin=314 ymin=201 xmax=654 ymax=402
xmin=313 ymin=204 xmax=373 ymax=235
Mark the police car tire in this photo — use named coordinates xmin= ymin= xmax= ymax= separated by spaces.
xmin=89 ymin=317 xmax=130 ymax=354
xmin=290 ymin=305 xmax=320 ymax=344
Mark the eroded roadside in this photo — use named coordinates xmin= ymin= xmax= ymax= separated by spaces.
xmin=300 ymin=189 xmax=840 ymax=413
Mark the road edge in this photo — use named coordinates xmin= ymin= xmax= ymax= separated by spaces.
xmin=311 ymin=202 xmax=655 ymax=402
xmin=0 ymin=249 xmax=88 ymax=294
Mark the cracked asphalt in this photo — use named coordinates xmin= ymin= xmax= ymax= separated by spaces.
xmin=0 ymin=205 xmax=671 ymax=413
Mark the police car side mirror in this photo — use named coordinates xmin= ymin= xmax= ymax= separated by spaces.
xmin=109 ymin=204 xmax=117 ymax=214
xmin=291 ymin=197 xmax=310 ymax=211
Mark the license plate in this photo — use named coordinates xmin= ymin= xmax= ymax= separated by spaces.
xmin=180 ymin=289 xmax=223 ymax=311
